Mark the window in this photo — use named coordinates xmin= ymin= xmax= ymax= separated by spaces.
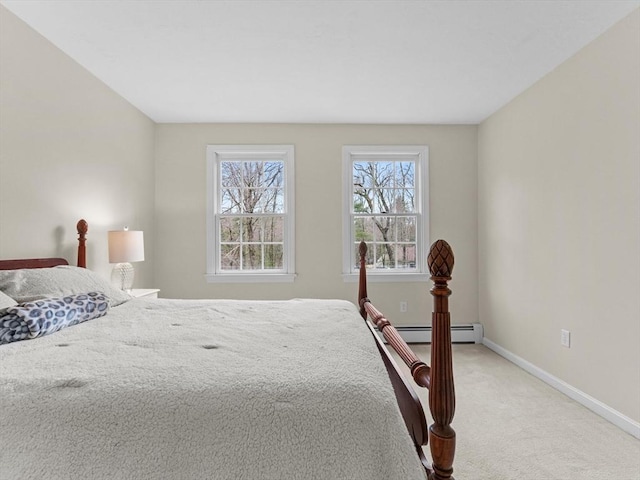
xmin=342 ymin=145 xmax=429 ymax=281
xmin=206 ymin=145 xmax=295 ymax=282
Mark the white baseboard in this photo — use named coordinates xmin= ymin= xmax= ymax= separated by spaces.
xmin=482 ymin=337 xmax=640 ymax=439
xmin=376 ymin=323 xmax=484 ymax=344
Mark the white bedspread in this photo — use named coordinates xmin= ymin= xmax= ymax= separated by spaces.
xmin=0 ymin=298 xmax=427 ymax=480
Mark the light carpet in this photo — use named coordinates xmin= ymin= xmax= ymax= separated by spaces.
xmin=392 ymin=344 xmax=640 ymax=480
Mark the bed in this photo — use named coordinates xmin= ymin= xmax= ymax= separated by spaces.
xmin=0 ymin=219 xmax=456 ymax=480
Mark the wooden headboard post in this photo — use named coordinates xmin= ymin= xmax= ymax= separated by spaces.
xmin=76 ymin=219 xmax=88 ymax=268
xmin=427 ymin=239 xmax=456 ymax=480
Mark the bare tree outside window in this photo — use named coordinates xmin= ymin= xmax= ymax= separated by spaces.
xmin=353 ymin=160 xmax=417 ymax=270
xmin=207 ymin=145 xmax=295 ymax=282
xmin=219 ymin=160 xmax=285 ymax=271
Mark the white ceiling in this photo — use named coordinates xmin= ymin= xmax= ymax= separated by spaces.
xmin=2 ymin=0 xmax=638 ymax=124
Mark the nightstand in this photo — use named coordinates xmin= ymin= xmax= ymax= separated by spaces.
xmin=129 ymin=289 xmax=160 ymax=299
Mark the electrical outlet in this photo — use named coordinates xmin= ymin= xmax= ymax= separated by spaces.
xmin=400 ymin=301 xmax=408 ymax=313
xmin=560 ymin=329 xmax=571 ymax=348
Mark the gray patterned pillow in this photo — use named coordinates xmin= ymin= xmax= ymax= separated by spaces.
xmin=0 ymin=292 xmax=109 ymax=344
xmin=0 ymin=266 xmax=130 ymax=307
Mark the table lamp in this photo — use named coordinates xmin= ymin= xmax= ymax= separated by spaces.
xmin=108 ymin=227 xmax=144 ymax=292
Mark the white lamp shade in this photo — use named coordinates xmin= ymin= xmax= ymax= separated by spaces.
xmin=108 ymin=230 xmax=145 ymax=263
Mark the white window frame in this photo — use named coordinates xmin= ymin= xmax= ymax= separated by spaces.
xmin=342 ymin=145 xmax=429 ymax=283
xmin=206 ymin=145 xmax=296 ymax=283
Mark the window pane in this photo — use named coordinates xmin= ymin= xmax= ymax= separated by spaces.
xmin=396 ymin=188 xmax=415 ymax=213
xmin=373 ymin=217 xmax=394 ymax=242
xmin=242 ymin=217 xmax=262 ymax=242
xmin=395 ymin=161 xmax=415 ymax=189
xmin=353 ymin=191 xmax=372 ymax=213
xmin=374 ymin=188 xmax=395 ymax=213
xmin=375 ymin=243 xmax=394 ymax=268
xmin=252 ymin=189 xmax=267 ymax=213
xmin=395 ymin=244 xmax=417 ymax=269
xmin=220 ymin=161 xmax=241 ymax=188
xmin=354 ymin=217 xmax=374 ymax=242
xmin=353 ymin=162 xmax=375 ymax=189
xmin=220 ymin=217 xmax=241 ymax=242
xmin=256 ymin=188 xmax=284 ymax=213
xmin=264 ymin=244 xmax=283 ymax=269
xmin=242 ymin=244 xmax=262 ymax=270
xmin=262 ymin=216 xmax=284 ymax=243
xmin=396 ymin=216 xmax=416 ymax=242
xmin=242 ymin=161 xmax=262 ymax=186
xmin=242 ymin=188 xmax=259 ymax=213
xmin=375 ymin=162 xmax=394 ymax=187
xmin=221 ymin=244 xmax=240 ymax=270
xmin=264 ymin=161 xmax=284 ymax=187
xmin=221 ymin=189 xmax=242 ymax=213
xmin=273 ymin=189 xmax=285 ymax=212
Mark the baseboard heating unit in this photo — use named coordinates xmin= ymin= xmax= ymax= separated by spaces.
xmin=375 ymin=323 xmax=483 ymax=344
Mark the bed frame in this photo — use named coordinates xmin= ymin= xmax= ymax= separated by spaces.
xmin=0 ymin=219 xmax=456 ymax=479
xmin=358 ymin=240 xmax=456 ymax=480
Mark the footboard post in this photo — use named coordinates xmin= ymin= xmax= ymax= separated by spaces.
xmin=427 ymin=240 xmax=456 ymax=480
xmin=357 ymin=242 xmax=368 ymax=320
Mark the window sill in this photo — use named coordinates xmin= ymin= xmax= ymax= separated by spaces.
xmin=342 ymin=273 xmax=431 ymax=283
xmin=205 ymin=273 xmax=297 ymax=284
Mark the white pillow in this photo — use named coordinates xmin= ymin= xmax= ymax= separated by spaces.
xmin=0 ymin=290 xmax=17 ymax=310
xmin=0 ymin=266 xmax=131 ymax=307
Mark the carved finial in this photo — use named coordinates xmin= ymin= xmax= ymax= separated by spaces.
xmin=77 ymin=219 xmax=88 ymax=235
xmin=428 ymin=239 xmax=454 ymax=278
xmin=359 ymin=241 xmax=367 ymax=261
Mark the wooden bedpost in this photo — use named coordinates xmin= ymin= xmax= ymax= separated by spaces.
xmin=358 ymin=239 xmax=457 ymax=477
xmin=77 ymin=219 xmax=88 ymax=268
xmin=358 ymin=241 xmax=368 ymax=319
xmin=427 ymin=240 xmax=456 ymax=480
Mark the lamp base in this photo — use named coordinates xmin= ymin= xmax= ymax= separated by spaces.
xmin=111 ymin=262 xmax=135 ymax=292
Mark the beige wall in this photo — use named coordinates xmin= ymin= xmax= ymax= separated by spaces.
xmin=0 ymin=6 xmax=156 ymax=286
xmin=478 ymin=9 xmax=640 ymax=422
xmin=155 ymin=123 xmax=478 ymax=326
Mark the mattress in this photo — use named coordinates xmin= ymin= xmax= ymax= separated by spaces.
xmin=0 ymin=297 xmax=427 ymax=480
